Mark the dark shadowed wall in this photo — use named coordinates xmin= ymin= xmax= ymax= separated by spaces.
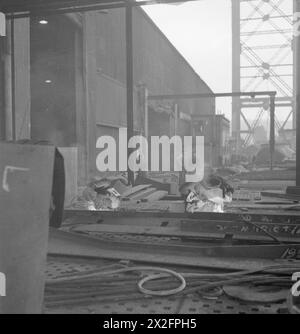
xmin=30 ymin=16 xmax=76 ymax=147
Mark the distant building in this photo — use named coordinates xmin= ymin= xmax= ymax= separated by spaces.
xmin=191 ymin=114 xmax=230 ymax=166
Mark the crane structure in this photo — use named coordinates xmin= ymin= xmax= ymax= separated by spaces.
xmin=232 ymin=0 xmax=295 ymax=149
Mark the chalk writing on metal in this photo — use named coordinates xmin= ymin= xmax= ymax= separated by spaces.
xmin=2 ymin=166 xmax=30 ymax=192
xmin=215 ymin=223 xmax=300 ymax=236
xmin=281 ymin=248 xmax=299 ymax=260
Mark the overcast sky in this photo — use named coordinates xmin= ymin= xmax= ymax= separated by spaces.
xmin=143 ymin=0 xmax=233 ymax=118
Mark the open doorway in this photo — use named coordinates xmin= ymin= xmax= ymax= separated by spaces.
xmin=30 ymin=15 xmax=77 ymax=147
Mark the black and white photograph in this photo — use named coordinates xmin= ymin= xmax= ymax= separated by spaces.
xmin=0 ymin=0 xmax=300 ymax=317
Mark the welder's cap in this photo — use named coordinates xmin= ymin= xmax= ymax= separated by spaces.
xmin=202 ymin=175 xmax=222 ymax=189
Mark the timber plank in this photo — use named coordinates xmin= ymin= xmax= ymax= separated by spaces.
xmin=121 ymin=184 xmax=151 ymax=198
xmin=128 ymin=187 xmax=157 ymax=200
xmin=142 ymin=190 xmax=168 ymax=202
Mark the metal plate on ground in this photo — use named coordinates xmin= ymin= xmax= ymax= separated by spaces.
xmin=44 ymin=257 xmax=287 ymax=314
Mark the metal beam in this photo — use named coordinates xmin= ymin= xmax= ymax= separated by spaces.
xmin=63 ymin=208 xmax=300 ymax=224
xmin=270 ymin=95 xmax=276 ymax=170
xmin=241 ymin=103 xmax=292 ymax=108
xmin=241 ymin=97 xmax=292 ymax=103
xmin=126 ymin=3 xmax=134 ymax=186
xmin=1 ymin=0 xmax=124 ymax=12
xmin=5 ymin=3 xmax=125 ymax=19
xmin=232 ymin=0 xmax=241 ymax=150
xmin=1 ymin=0 xmax=202 ymax=16
xmin=49 ymin=229 xmax=300 ymax=265
xmin=71 ymin=220 xmax=300 ymax=244
xmin=295 ymin=0 xmax=300 ymax=186
xmin=148 ymin=91 xmax=277 ymax=101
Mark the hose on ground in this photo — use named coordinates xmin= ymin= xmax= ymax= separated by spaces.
xmin=47 ymin=266 xmax=187 ymax=296
xmin=46 ymin=263 xmax=300 ymax=297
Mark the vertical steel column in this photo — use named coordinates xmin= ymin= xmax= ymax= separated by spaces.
xmin=4 ymin=19 xmax=13 ymax=140
xmin=270 ymin=95 xmax=276 ymax=170
xmin=232 ymin=0 xmax=241 ymax=151
xmin=10 ymin=17 xmax=15 ymax=140
xmin=143 ymin=86 xmax=149 ymax=139
xmin=126 ymin=3 xmax=134 ymax=186
xmin=295 ymin=0 xmax=300 ymax=185
xmin=294 ymin=0 xmax=298 ymax=131
xmin=174 ymin=103 xmax=178 ymax=136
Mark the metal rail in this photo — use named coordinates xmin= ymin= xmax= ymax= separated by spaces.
xmin=49 ymin=228 xmax=300 ymax=269
xmin=63 ymin=209 xmax=300 ymax=244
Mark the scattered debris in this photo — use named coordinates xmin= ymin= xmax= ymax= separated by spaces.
xmin=69 ymin=176 xmax=172 ymax=211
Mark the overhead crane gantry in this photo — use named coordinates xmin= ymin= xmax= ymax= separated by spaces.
xmin=232 ymin=0 xmax=294 ymax=149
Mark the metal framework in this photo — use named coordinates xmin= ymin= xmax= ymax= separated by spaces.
xmin=232 ymin=0 xmax=295 ymax=149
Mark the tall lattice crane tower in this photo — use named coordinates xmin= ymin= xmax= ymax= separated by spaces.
xmin=232 ymin=0 xmax=295 ymax=150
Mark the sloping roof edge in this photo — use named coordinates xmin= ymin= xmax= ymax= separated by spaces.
xmin=136 ymin=6 xmax=214 ymax=95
